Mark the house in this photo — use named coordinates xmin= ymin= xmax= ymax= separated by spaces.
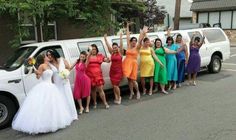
xmin=155 ymin=0 xmax=193 ymax=30
xmin=191 ymin=0 xmax=236 ymax=43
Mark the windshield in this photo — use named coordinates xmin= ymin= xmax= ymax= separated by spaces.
xmin=2 ymin=47 xmax=36 ymax=71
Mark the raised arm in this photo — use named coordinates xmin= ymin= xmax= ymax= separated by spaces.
xmin=198 ymin=35 xmax=205 ymax=48
xmin=137 ymin=26 xmax=149 ymax=50
xmin=63 ymin=59 xmax=71 ymax=70
xmin=151 ymin=49 xmax=163 ymax=67
xmin=167 ymin=27 xmax=172 ymax=37
xmin=119 ymin=33 xmax=124 ymax=55
xmin=126 ymin=22 xmax=131 ymax=49
xmin=104 ymin=34 xmax=113 ymax=54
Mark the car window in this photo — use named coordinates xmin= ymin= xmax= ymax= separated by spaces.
xmin=77 ymin=40 xmax=106 ymax=56
xmin=112 ymin=38 xmax=127 ymax=49
xmin=187 ymin=31 xmax=202 ymax=39
xmin=34 ymin=46 xmax=64 ymax=67
xmin=202 ymin=29 xmax=226 ymax=43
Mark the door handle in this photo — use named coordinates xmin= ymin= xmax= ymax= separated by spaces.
xmin=8 ymin=79 xmax=21 ymax=83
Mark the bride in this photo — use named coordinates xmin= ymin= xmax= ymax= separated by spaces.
xmin=46 ymin=49 xmax=78 ymax=120
xmin=12 ymin=54 xmax=73 ymax=134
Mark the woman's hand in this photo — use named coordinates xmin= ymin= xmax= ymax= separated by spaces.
xmin=104 ymin=57 xmax=110 ymax=63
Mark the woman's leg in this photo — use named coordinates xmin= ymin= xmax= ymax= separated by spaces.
xmin=97 ymin=85 xmax=109 ymax=108
xmin=172 ymin=81 xmax=177 ymax=90
xmin=113 ymin=85 xmax=118 ymax=102
xmin=133 ymin=80 xmax=140 ymax=99
xmin=85 ymin=96 xmax=91 ymax=113
xmin=141 ymin=77 xmax=146 ymax=95
xmin=91 ymin=86 xmax=97 ymax=108
xmin=113 ymin=85 xmax=121 ymax=104
xmin=128 ymin=78 xmax=134 ymax=99
xmin=187 ymin=74 xmax=192 ymax=85
xmin=149 ymin=77 xmax=154 ymax=95
xmin=78 ymin=99 xmax=84 ymax=114
xmin=193 ymin=72 xmax=197 ymax=86
xmin=160 ymin=84 xmax=168 ymax=94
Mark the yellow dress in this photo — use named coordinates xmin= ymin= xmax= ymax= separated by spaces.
xmin=140 ymin=47 xmax=154 ymax=77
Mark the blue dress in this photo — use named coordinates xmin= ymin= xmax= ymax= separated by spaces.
xmin=165 ymin=44 xmax=179 ymax=81
xmin=176 ymin=44 xmax=186 ymax=84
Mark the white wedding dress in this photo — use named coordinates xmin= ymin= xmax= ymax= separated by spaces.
xmin=49 ymin=58 xmax=78 ymax=120
xmin=12 ymin=69 xmax=73 ymax=134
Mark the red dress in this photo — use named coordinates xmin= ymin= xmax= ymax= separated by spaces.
xmin=110 ymin=53 xmax=123 ymax=85
xmin=73 ymin=62 xmax=91 ymax=99
xmin=86 ymin=54 xmax=105 ymax=86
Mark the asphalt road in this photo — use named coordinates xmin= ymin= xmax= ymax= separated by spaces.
xmin=1 ymin=48 xmax=236 ymax=140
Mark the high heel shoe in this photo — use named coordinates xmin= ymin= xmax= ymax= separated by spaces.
xmin=142 ymin=89 xmax=147 ymax=95
xmin=79 ymin=107 xmax=84 ymax=114
xmin=85 ymin=107 xmax=89 ymax=113
xmin=93 ymin=103 xmax=97 ymax=109
xmin=129 ymin=92 xmax=134 ymax=100
xmin=105 ymin=103 xmax=110 ymax=109
xmin=136 ymin=92 xmax=141 ymax=100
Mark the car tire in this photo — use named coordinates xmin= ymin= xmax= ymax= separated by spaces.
xmin=208 ymin=55 xmax=222 ymax=73
xmin=0 ymin=95 xmax=17 ymax=129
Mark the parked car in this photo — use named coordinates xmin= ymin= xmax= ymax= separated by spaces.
xmin=0 ymin=27 xmax=230 ymax=129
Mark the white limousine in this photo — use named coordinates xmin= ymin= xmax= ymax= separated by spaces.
xmin=0 ymin=27 xmax=230 ymax=128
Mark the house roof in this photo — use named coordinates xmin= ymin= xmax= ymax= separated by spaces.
xmin=191 ymin=0 xmax=236 ymax=12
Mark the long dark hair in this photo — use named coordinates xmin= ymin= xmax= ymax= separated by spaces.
xmin=130 ymin=37 xmax=137 ymax=42
xmin=154 ymin=38 xmax=164 ymax=49
xmin=175 ymin=34 xmax=182 ymax=43
xmin=166 ymin=36 xmax=174 ymax=45
xmin=35 ymin=54 xmax=44 ymax=68
xmin=46 ymin=49 xmax=60 ymax=60
xmin=77 ymin=51 xmax=87 ymax=63
xmin=91 ymin=44 xmax=99 ymax=55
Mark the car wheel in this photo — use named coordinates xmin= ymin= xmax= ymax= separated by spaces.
xmin=0 ymin=95 xmax=17 ymax=129
xmin=208 ymin=55 xmax=222 ymax=73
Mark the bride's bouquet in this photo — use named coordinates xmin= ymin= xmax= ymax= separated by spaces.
xmin=59 ymin=69 xmax=70 ymax=80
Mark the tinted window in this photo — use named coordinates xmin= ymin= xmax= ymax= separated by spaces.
xmin=3 ymin=47 xmax=36 ymax=71
xmin=187 ymin=31 xmax=202 ymax=39
xmin=34 ymin=46 xmax=64 ymax=68
xmin=77 ymin=40 xmax=106 ymax=56
xmin=202 ymin=29 xmax=226 ymax=43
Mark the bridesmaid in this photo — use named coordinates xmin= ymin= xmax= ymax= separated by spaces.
xmin=175 ymin=34 xmax=188 ymax=87
xmin=153 ymin=38 xmax=177 ymax=94
xmin=165 ymin=36 xmax=179 ymax=90
xmin=139 ymin=37 xmax=163 ymax=95
xmin=104 ymin=33 xmax=123 ymax=104
xmin=122 ymin=22 xmax=142 ymax=100
xmin=187 ymin=33 xmax=205 ymax=86
xmin=70 ymin=51 xmax=91 ymax=114
xmin=86 ymin=44 xmax=110 ymax=109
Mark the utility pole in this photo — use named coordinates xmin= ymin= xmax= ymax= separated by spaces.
xmin=174 ymin=0 xmax=181 ymax=30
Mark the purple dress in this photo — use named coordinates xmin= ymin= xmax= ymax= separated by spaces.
xmin=187 ymin=45 xmax=201 ymax=74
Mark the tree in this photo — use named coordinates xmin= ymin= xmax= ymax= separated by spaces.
xmin=143 ymin=0 xmax=166 ymax=30
xmin=0 ymin=0 xmax=116 ymax=45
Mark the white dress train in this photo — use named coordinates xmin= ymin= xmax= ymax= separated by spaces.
xmin=12 ymin=69 xmax=73 ymax=134
xmin=49 ymin=58 xmax=78 ymax=120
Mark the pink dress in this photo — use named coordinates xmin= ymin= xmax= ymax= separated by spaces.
xmin=110 ymin=53 xmax=123 ymax=85
xmin=73 ymin=62 xmax=91 ymax=99
xmin=86 ymin=54 xmax=105 ymax=86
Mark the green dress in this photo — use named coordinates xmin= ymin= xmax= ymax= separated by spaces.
xmin=154 ymin=47 xmax=167 ymax=84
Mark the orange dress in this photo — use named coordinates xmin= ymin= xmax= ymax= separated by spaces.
xmin=122 ymin=49 xmax=139 ymax=80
